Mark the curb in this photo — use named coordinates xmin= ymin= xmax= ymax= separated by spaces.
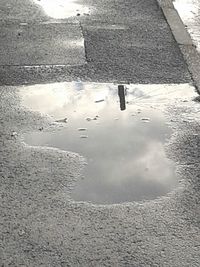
xmin=162 ymin=7 xmax=193 ymax=46
xmin=159 ymin=1 xmax=193 ymax=46
xmin=159 ymin=0 xmax=200 ymax=93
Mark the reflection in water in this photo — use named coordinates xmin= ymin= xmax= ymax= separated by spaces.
xmin=33 ymin=0 xmax=90 ymax=19
xmin=19 ymin=83 xmax=194 ymax=204
xmin=174 ymin=0 xmax=200 ymax=51
xmin=118 ymin=85 xmax=126 ymax=111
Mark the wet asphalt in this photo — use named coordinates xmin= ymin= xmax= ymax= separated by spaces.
xmin=1 ymin=0 xmax=200 ymax=266
xmin=0 ymin=0 xmax=191 ymax=85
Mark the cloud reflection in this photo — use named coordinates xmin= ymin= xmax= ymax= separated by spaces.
xmin=19 ymin=82 xmax=194 ymax=204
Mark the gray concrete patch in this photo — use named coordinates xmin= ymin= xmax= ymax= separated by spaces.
xmin=80 ymin=0 xmax=165 ymax=24
xmin=0 ymin=0 xmax=192 ymax=85
xmin=0 ymin=23 xmax=86 ymax=66
xmin=0 ymin=0 xmax=48 ymax=22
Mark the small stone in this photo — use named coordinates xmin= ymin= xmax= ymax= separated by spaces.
xmin=80 ymin=135 xmax=88 ymax=139
xmin=78 ymin=128 xmax=87 ymax=131
xmin=95 ymin=99 xmax=105 ymax=103
xmin=18 ymin=229 xmax=25 ymax=236
xmin=86 ymin=118 xmax=92 ymax=121
xmin=141 ymin=118 xmax=150 ymax=122
xmin=11 ymin=132 xmax=17 ymax=137
xmin=56 ymin=118 xmax=67 ymax=123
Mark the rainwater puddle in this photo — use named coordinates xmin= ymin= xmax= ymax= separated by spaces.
xmin=19 ymin=83 xmax=193 ymax=204
xmin=33 ymin=0 xmax=90 ymax=19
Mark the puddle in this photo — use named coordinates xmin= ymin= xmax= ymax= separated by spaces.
xmin=33 ymin=0 xmax=90 ymax=19
xmin=174 ymin=0 xmax=200 ymax=51
xmin=19 ymin=83 xmax=193 ymax=204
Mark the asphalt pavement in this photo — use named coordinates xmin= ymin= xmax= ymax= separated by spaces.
xmin=0 ymin=0 xmax=200 ymax=266
xmin=0 ymin=0 xmax=191 ymax=85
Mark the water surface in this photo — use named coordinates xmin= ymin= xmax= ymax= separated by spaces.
xmin=19 ymin=82 xmax=188 ymax=204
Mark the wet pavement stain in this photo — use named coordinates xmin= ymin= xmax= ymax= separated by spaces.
xmin=18 ymin=82 xmax=194 ymax=204
xmin=33 ymin=0 xmax=90 ymax=19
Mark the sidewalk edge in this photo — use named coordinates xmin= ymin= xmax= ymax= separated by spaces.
xmin=159 ymin=1 xmax=200 ymax=93
xmin=161 ymin=6 xmax=193 ymax=46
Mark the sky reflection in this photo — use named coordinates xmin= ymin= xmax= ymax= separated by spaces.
xmin=19 ymin=82 xmax=194 ymax=204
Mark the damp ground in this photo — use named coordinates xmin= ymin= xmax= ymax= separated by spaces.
xmin=33 ymin=0 xmax=90 ymax=19
xmin=18 ymin=82 xmax=192 ymax=204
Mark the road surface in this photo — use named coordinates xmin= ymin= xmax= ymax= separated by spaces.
xmin=0 ymin=0 xmax=200 ymax=266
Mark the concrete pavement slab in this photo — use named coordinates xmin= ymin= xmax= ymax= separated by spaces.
xmin=0 ymin=0 xmax=191 ymax=84
xmin=0 ymin=0 xmax=47 ymax=23
xmin=0 ymin=23 xmax=86 ymax=66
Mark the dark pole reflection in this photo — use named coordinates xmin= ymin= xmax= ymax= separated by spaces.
xmin=118 ymin=85 xmax=126 ymax=111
